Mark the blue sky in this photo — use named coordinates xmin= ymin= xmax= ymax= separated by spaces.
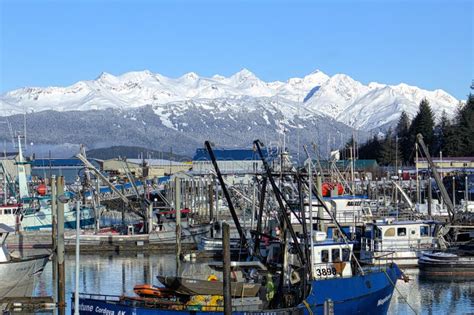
xmin=0 ymin=0 xmax=472 ymax=99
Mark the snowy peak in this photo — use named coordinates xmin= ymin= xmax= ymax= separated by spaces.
xmin=0 ymin=68 xmax=459 ymax=131
xmin=304 ymin=75 xmax=459 ymax=129
xmin=230 ymin=68 xmax=257 ymax=81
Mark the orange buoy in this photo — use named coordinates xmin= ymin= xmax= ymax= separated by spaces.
xmin=321 ymin=183 xmax=331 ymax=197
xmin=37 ymin=184 xmax=47 ymax=196
xmin=133 ymin=284 xmax=175 ymax=298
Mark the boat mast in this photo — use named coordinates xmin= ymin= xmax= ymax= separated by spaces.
xmin=204 ymin=141 xmax=249 ymax=252
xmin=254 ymin=140 xmax=305 ymax=263
xmin=308 ymin=160 xmax=314 ymax=277
xmin=16 ymin=135 xmax=29 ymax=199
xmin=415 ymin=142 xmax=420 ymax=204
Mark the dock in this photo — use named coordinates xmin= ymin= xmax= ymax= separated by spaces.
xmin=6 ymin=231 xmax=200 ymax=253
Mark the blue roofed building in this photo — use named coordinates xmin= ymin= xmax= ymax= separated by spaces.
xmin=30 ymin=158 xmax=101 ymax=184
xmin=192 ymin=147 xmax=276 ymax=174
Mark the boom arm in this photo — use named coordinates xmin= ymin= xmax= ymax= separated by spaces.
xmin=416 ymin=134 xmax=455 ymax=221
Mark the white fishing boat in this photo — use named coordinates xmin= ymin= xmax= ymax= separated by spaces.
xmin=360 ymin=219 xmax=439 ymax=267
xmin=0 ymin=203 xmax=21 ymax=229
xmin=21 ymin=196 xmax=95 ymax=231
xmin=0 ymin=223 xmax=50 ymax=300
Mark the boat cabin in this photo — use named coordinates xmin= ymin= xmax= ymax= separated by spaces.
xmin=361 ymin=220 xmax=439 ymax=252
xmin=292 ymin=196 xmax=372 ymax=226
xmin=281 ymin=231 xmax=355 ymax=280
xmin=0 ymin=223 xmax=14 ymax=262
xmin=324 ymin=196 xmax=373 ymax=224
xmin=311 ymin=240 xmax=354 ymax=279
xmin=0 ymin=204 xmax=20 ymax=229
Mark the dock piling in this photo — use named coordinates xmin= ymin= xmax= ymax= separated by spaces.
xmin=57 ymin=176 xmax=66 ymax=315
xmin=222 ymin=222 xmax=232 ymax=315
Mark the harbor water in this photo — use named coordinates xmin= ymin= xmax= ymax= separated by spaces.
xmin=31 ymin=252 xmax=474 ymax=314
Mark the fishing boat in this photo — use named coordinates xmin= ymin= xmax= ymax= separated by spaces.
xmin=0 ymin=223 xmax=49 ymax=300
xmin=419 ymin=251 xmax=474 ymax=277
xmin=75 ymin=232 xmax=402 ymax=314
xmin=419 ymin=241 xmax=474 ymax=278
xmin=157 ymin=276 xmax=261 ymax=297
xmin=0 ymin=203 xmax=21 ymax=229
xmin=360 ymin=219 xmax=440 ymax=267
xmin=74 ymin=253 xmax=402 ymax=314
xmin=157 ymin=261 xmax=266 ymax=298
xmin=21 ymin=196 xmax=95 ymax=230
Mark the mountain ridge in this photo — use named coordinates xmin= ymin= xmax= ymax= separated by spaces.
xmin=0 ymin=69 xmax=459 ymax=131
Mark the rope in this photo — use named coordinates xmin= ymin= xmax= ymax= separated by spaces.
xmin=302 ymin=299 xmax=313 ymax=315
xmin=383 ymin=268 xmax=417 ymax=314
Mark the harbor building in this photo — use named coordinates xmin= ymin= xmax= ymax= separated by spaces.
xmin=192 ymin=147 xmax=276 ymax=175
xmin=416 ymin=157 xmax=474 ymax=175
xmin=100 ymin=158 xmax=191 ymax=178
xmin=30 ymin=158 xmax=101 ymax=184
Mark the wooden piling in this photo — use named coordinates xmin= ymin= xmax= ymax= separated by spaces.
xmin=175 ymin=177 xmax=181 ymax=272
xmin=50 ymin=175 xmax=58 ymax=313
xmin=428 ymin=178 xmax=432 ymax=218
xmin=209 ymin=182 xmax=214 ymax=238
xmin=57 ymin=176 xmax=66 ymax=315
xmin=222 ymin=222 xmax=232 ymax=315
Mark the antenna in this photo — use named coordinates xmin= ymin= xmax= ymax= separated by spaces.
xmin=297 ymin=96 xmax=300 ymax=164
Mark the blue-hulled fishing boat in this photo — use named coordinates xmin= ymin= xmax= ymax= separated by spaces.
xmin=73 ymin=262 xmax=401 ymax=314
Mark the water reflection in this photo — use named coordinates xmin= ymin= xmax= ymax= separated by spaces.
xmin=387 ymin=269 xmax=473 ymax=315
xmin=33 ymin=253 xmax=473 ymax=314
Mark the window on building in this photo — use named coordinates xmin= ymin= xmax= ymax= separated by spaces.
xmin=397 ymin=228 xmax=407 ymax=236
xmin=384 ymin=228 xmax=395 ymax=237
xmin=321 ymin=250 xmax=329 ymax=263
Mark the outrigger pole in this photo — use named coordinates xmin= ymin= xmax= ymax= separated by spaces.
xmin=302 ymin=148 xmax=365 ymax=275
xmin=253 ymin=176 xmax=267 ymax=256
xmin=204 ymin=141 xmax=249 ymax=252
xmin=253 ymin=140 xmax=306 ymax=264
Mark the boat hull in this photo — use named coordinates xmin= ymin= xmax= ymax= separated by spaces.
xmin=0 ymin=254 xmax=50 ymax=299
xmin=22 ymin=206 xmax=95 ymax=231
xmin=73 ymin=264 xmax=401 ymax=315
xmin=419 ymin=251 xmax=474 ymax=278
xmin=157 ymin=275 xmax=261 ymax=297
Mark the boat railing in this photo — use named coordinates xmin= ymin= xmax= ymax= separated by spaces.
xmin=77 ymin=293 xmax=121 ymax=302
xmin=333 ymin=210 xmax=366 ymax=224
xmin=361 ymin=237 xmax=433 ymax=252
xmin=76 ymin=292 xmax=261 ymax=312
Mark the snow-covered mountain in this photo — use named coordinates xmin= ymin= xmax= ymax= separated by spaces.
xmin=0 ymin=69 xmax=458 ymax=132
xmin=0 ymin=99 xmax=356 ymax=158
